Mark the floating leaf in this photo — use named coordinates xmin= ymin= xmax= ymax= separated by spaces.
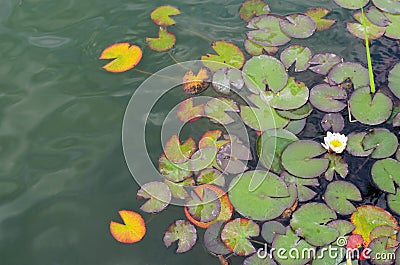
xmin=198 ymin=130 xmax=229 ymax=149
xmin=163 ymin=220 xmax=197 ymax=253
xmin=276 ymin=103 xmax=313 ymax=120
xmin=244 ymin=38 xmax=279 ymax=56
xmin=261 ymin=221 xmax=286 ymax=244
xmin=346 ymin=132 xmax=374 ymax=157
xmin=351 ymin=205 xmax=398 ymax=246
xmin=159 ymin=154 xmax=192 ymax=182
xmin=309 ymin=53 xmax=342 ymax=75
xmin=244 ymin=253 xmax=277 ymax=265
xmin=284 ymin=118 xmax=306 ymax=135
xmin=324 ymin=153 xmax=349 ymax=181
xmin=369 ymin=237 xmax=397 ymax=265
xmin=221 ymin=218 xmax=260 ymax=256
xmin=228 ymin=170 xmax=292 ymax=220
xmin=384 ymin=13 xmax=400 ymax=39
xmin=177 ymin=98 xmax=204 ymax=122
xmin=246 ymin=15 xmax=291 ymax=47
xmin=372 ymin=0 xmax=400 ymax=14
xmin=321 ymin=113 xmax=345 ymax=133
xmin=164 ymin=135 xmax=196 ymax=163
xmin=212 ymin=68 xmax=244 ymax=94
xmin=347 ymin=12 xmax=386 ymax=40
xmin=328 ymin=220 xmax=356 ymax=237
xmin=371 ymin=158 xmax=400 ymax=194
xmin=137 ymin=181 xmax=172 ymax=213
xmin=392 ymin=113 xmax=400 ymax=127
xmin=309 ymin=84 xmax=347 ymax=112
xmin=282 ymin=171 xmax=319 ymax=202
xmin=150 ymin=5 xmax=181 ymax=26
xmin=324 ymin=181 xmax=362 ymax=215
xmin=281 ymin=140 xmax=329 ymax=178
xmin=362 ymin=128 xmax=398 ymax=159
xmin=305 ymin=7 xmax=336 ymax=31
xmin=205 ymin=97 xmax=239 ymax=125
xmin=280 ymin=45 xmax=312 ymax=72
xmin=280 ymin=13 xmax=316 ymax=39
xmin=333 ymin=0 xmax=369 ymax=10
xmin=388 ymin=63 xmax=400 ymax=99
xmin=146 ymin=28 xmax=176 ymax=52
xmin=204 ymin=221 xmax=231 ymax=255
xmin=328 ymin=62 xmax=369 ymax=89
xmin=239 ymin=0 xmax=270 ymax=22
xmin=216 ymin=141 xmax=252 ymax=174
xmin=165 ymin=178 xmax=195 ymax=200
xmin=349 ymin=87 xmax=392 ymax=125
xmin=366 ymin=6 xmax=391 ymax=26
xmin=388 ymin=188 xmax=400 ymax=215
xmin=99 ymin=43 xmax=142 ymax=73
xmin=257 ymin=129 xmax=298 ymax=173
xmin=190 ymin=146 xmax=217 ymax=171
xmin=201 ymin=41 xmax=245 ymax=72
xmin=110 ymin=210 xmax=146 ymax=244
xmin=370 ymin=225 xmax=398 ymax=242
xmin=186 ymin=188 xmax=221 ymax=223
xmin=182 ymin=68 xmax=211 ymax=95
xmin=243 ymin=55 xmax=288 ymax=93
xmin=290 ymin=202 xmax=339 ymax=246
xmin=196 ymin=168 xmax=225 ymax=187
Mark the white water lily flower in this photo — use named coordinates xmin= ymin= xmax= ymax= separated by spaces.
xmin=321 ymin=132 xmax=348 ymax=154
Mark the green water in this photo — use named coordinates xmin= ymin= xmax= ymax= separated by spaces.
xmin=0 ymin=0 xmax=369 ymax=264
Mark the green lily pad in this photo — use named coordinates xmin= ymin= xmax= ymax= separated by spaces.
xmin=280 ymin=14 xmax=316 ymax=39
xmin=370 ymin=225 xmax=398 ymax=242
xmin=362 ymin=128 xmax=398 ymax=159
xmin=244 ymin=38 xmax=279 ymax=56
xmin=324 ymin=153 xmax=349 ymax=181
xmin=201 ymin=41 xmax=245 ymax=72
xmin=277 ymin=103 xmax=313 ymax=120
xmin=372 ymin=0 xmax=400 ymax=14
xmin=282 ymin=171 xmax=319 ymax=202
xmin=261 ymin=220 xmax=286 ymax=244
xmin=371 ymin=158 xmax=400 ymax=194
xmin=369 ymin=237 xmax=398 ymax=265
xmin=328 ymin=220 xmax=356 ymax=237
xmin=244 ymin=253 xmax=277 ymax=265
xmin=366 ymin=6 xmax=391 ymax=26
xmin=186 ymin=188 xmax=221 ymax=223
xmin=242 ymin=54 xmax=288 ymax=93
xmin=280 ymin=45 xmax=312 ymax=72
xmin=324 ymin=181 xmax=362 ymax=215
xmin=164 ymin=135 xmax=196 ymax=163
xmin=216 ymin=141 xmax=252 ymax=174
xmin=284 ymin=118 xmax=306 ymax=135
xmin=190 ymin=146 xmax=218 ymax=171
xmin=150 ymin=5 xmax=181 ymax=26
xmin=239 ymin=0 xmax=270 ymax=22
xmin=137 ymin=181 xmax=172 ymax=213
xmin=281 ymin=140 xmax=329 ymax=178
xmin=309 ymin=84 xmax=347 ymax=112
xmin=388 ymin=188 xmax=400 ymax=215
xmin=309 ymin=53 xmax=342 ymax=75
xmin=328 ymin=62 xmax=369 ymax=89
xmin=221 ymin=218 xmax=260 ymax=256
xmin=146 ymin=28 xmax=176 ymax=52
xmin=392 ymin=113 xmax=400 ymax=127
xmin=260 ymin=77 xmax=309 ymax=110
xmin=321 ymin=113 xmax=345 ymax=133
xmin=196 ymin=168 xmax=225 ymax=187
xmin=159 ymin=154 xmax=192 ymax=182
xmin=205 ymin=97 xmax=239 ymax=125
xmin=228 ymin=170 xmax=292 ymax=220
xmin=212 ymin=68 xmax=244 ymax=94
xmin=346 ymin=132 xmax=374 ymax=157
xmin=333 ymin=0 xmax=369 ymax=9
xmin=176 ymin=98 xmax=204 ymax=123
xmin=204 ymin=221 xmax=231 ymax=255
xmin=305 ymin=7 xmax=336 ymax=31
xmin=290 ymin=202 xmax=339 ymax=246
xmin=312 ymin=247 xmax=346 ymax=265
xmin=163 ymin=220 xmax=197 ymax=253
xmin=256 ymin=129 xmax=298 ymax=173
xmin=272 ymin=228 xmax=315 ymax=265
xmin=247 ymin=15 xmax=291 ymax=47
xmin=384 ymin=13 xmax=400 ymax=39
xmin=388 ymin=63 xmax=400 ymax=99
xmin=349 ymin=86 xmax=393 ymax=125
xmin=164 ymin=178 xmax=195 ymax=200
xmin=347 ymin=12 xmax=386 ymax=40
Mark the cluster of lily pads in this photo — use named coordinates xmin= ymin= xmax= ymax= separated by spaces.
xmin=105 ymin=1 xmax=400 ymax=265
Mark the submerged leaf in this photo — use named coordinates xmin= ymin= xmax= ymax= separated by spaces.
xmin=146 ymin=27 xmax=176 ymax=52
xmin=110 ymin=210 xmax=146 ymax=244
xmin=163 ymin=220 xmax=197 ymax=253
xmin=100 ymin=43 xmax=142 ymax=73
xmin=150 ymin=5 xmax=181 ymax=26
xmin=201 ymin=41 xmax=245 ymax=71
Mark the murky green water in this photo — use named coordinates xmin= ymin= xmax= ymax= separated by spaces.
xmin=0 ymin=0 xmax=382 ymax=264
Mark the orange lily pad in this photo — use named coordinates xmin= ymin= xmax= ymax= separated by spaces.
xmin=176 ymin=98 xmax=204 ymax=122
xmin=164 ymin=135 xmax=196 ymax=164
xmin=150 ymin=5 xmax=181 ymax=26
xmin=182 ymin=68 xmax=211 ymax=95
xmin=201 ymin=41 xmax=245 ymax=71
xmin=146 ymin=27 xmax=176 ymax=52
xmin=110 ymin=210 xmax=146 ymax=244
xmin=100 ymin=43 xmax=142 ymax=73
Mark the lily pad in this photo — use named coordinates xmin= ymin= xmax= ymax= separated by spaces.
xmin=164 ymin=178 xmax=195 ymax=200
xmin=146 ymin=28 xmax=176 ymax=52
xmin=137 ymin=181 xmax=172 ymax=213
xmin=159 ymin=154 xmax=192 ymax=182
xmin=247 ymin=15 xmax=291 ymax=47
xmin=372 ymin=0 xmax=400 ymax=14
xmin=281 ymin=140 xmax=329 ymax=178
xmin=212 ymin=68 xmax=244 ymax=94
xmin=347 ymin=12 xmax=386 ymax=40
xmin=242 ymin=54 xmax=288 ymax=93
xmin=384 ymin=13 xmax=400 ymax=39
xmin=290 ymin=202 xmax=339 ymax=246
xmin=221 ymin=218 xmax=260 ymax=256
xmin=110 ymin=210 xmax=146 ymax=244
xmin=228 ymin=170 xmax=291 ymax=220
xmin=99 ymin=43 xmax=142 ymax=73
xmin=324 ymin=153 xmax=349 ymax=181
xmin=328 ymin=62 xmax=369 ymax=89
xmin=309 ymin=53 xmax=342 ymax=75
xmin=388 ymin=63 xmax=400 ymax=99
xmin=198 ymin=130 xmax=229 ymax=149
xmin=328 ymin=220 xmax=356 ymax=237
xmin=216 ymin=141 xmax=252 ymax=174
xmin=284 ymin=118 xmax=307 ymax=135
xmin=366 ymin=6 xmax=391 ymax=26
xmin=190 ymin=146 xmax=218 ymax=171
xmin=346 ymin=132 xmax=374 ymax=157
xmin=186 ymin=188 xmax=221 ymax=223
xmin=205 ymin=97 xmax=239 ymax=125
xmin=244 ymin=253 xmax=277 ymax=265
xmin=280 ymin=45 xmax=312 ymax=72
xmin=333 ymin=0 xmax=369 ymax=10
xmin=276 ymin=103 xmax=313 ymax=120
xmin=280 ymin=14 xmax=316 ymax=39
xmin=182 ymin=68 xmax=211 ymax=95
xmin=304 ymin=7 xmax=336 ymax=31
xmin=392 ymin=113 xmax=400 ymax=127
xmin=204 ymin=221 xmax=231 ymax=255
xmin=244 ymin=38 xmax=279 ymax=56
xmin=163 ymin=220 xmax=197 ymax=253
xmin=201 ymin=41 xmax=245 ymax=72
xmin=150 ymin=5 xmax=181 ymax=26
xmin=324 ymin=181 xmax=362 ymax=215
xmin=370 ymin=225 xmax=398 ymax=242
xmin=321 ymin=113 xmax=345 ymax=133
xmin=369 ymin=237 xmax=397 ymax=265
xmin=349 ymin=86 xmax=392 ymax=125
xmin=196 ymin=168 xmax=225 ymax=187
xmin=261 ymin=221 xmax=286 ymax=244
xmin=362 ymin=128 xmax=398 ymax=159
xmin=309 ymin=84 xmax=347 ymax=112
xmin=371 ymin=158 xmax=400 ymax=194
xmin=282 ymin=171 xmax=319 ymax=202
xmin=164 ymin=135 xmax=196 ymax=163
xmin=256 ymin=129 xmax=298 ymax=173
xmin=176 ymin=98 xmax=204 ymax=122
xmin=239 ymin=0 xmax=270 ymax=22
xmin=388 ymin=188 xmax=400 ymax=215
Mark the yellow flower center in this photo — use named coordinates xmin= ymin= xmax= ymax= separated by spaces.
xmin=330 ymin=139 xmax=343 ymax=148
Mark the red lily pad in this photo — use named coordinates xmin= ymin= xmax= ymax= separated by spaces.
xmin=110 ymin=210 xmax=146 ymax=244
xmin=150 ymin=5 xmax=181 ymax=26
xmin=239 ymin=0 xmax=270 ymax=22
xmin=280 ymin=45 xmax=312 ymax=72
xmin=100 ymin=43 xmax=142 ymax=73
xmin=328 ymin=62 xmax=369 ymax=89
xmin=309 ymin=53 xmax=342 ymax=75
xmin=146 ymin=28 xmax=176 ymax=52
xmin=137 ymin=181 xmax=172 ymax=213
xmin=333 ymin=0 xmax=369 ymax=10
xmin=321 ymin=113 xmax=345 ymax=132
xmin=176 ymin=98 xmax=204 ymax=122
xmin=280 ymin=13 xmax=316 ymax=39
xmin=347 ymin=12 xmax=386 ymax=40
xmin=201 ymin=41 xmax=245 ymax=72
xmin=309 ymin=84 xmax=347 ymax=112
xmin=182 ymin=68 xmax=211 ymax=95
xmin=163 ymin=220 xmax=197 ymax=253
xmin=304 ymin=7 xmax=336 ymax=31
xmin=164 ymin=135 xmax=196 ymax=163
xmin=204 ymin=97 xmax=239 ymax=125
